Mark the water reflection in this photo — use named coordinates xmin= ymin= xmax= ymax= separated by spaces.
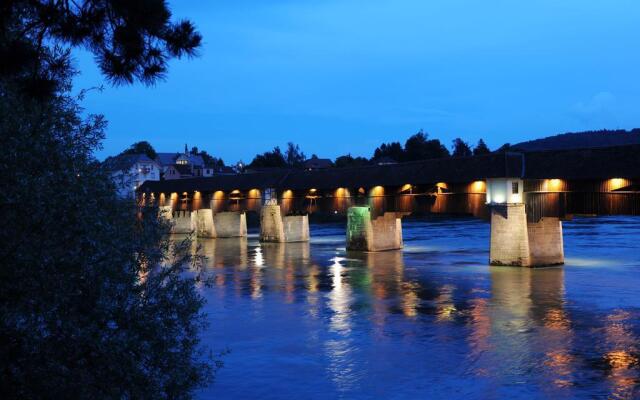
xmin=324 ymin=256 xmax=359 ymax=391
xmin=198 ymin=236 xmax=248 ymax=269
xmin=604 ymin=310 xmax=639 ymax=399
xmin=327 ymin=257 xmax=352 ymax=334
xmin=194 ymin=219 xmax=640 ymax=400
xmin=479 ymin=268 xmax=575 ymax=396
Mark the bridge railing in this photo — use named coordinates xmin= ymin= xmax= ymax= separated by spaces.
xmin=525 ymin=192 xmax=567 ymax=223
xmin=565 ymin=191 xmax=640 ymax=216
xmin=525 ymin=191 xmax=640 ymax=221
xmin=274 ymin=192 xmax=489 ymax=218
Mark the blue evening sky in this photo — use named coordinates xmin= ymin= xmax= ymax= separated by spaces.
xmin=73 ymin=0 xmax=640 ymax=163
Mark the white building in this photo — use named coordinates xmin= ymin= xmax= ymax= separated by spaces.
xmin=104 ymin=154 xmax=160 ymax=198
xmin=155 ymin=151 xmax=214 ymax=178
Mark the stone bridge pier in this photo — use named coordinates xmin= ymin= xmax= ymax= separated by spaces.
xmin=160 ymin=207 xmax=247 ymax=238
xmin=213 ymin=211 xmax=247 ymax=238
xmin=195 ymin=209 xmax=216 ymax=238
xmin=487 ymin=178 xmax=564 ymax=267
xmin=346 ymin=206 xmax=403 ymax=252
xmin=260 ymin=203 xmax=310 ymax=243
xmin=170 ymin=209 xmax=196 ymax=234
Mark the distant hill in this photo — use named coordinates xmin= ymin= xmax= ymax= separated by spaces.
xmin=511 ymin=129 xmax=640 ymax=152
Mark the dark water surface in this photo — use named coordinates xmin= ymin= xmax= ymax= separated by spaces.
xmin=193 ymin=216 xmax=640 ymax=399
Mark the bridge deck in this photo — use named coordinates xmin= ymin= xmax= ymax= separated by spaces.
xmin=139 ymin=145 xmax=640 ymax=194
xmin=137 ymin=145 xmax=640 ymax=219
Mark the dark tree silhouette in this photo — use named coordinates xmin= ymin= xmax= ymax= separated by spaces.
xmin=285 ymin=142 xmax=306 ymax=168
xmin=122 ymin=141 xmax=157 ymax=159
xmin=451 ymin=138 xmax=472 ymax=157
xmin=473 ymin=139 xmax=491 ymax=156
xmin=372 ymin=130 xmax=450 ymax=162
xmin=335 ymin=154 xmax=370 ymax=168
xmin=199 ymin=150 xmax=225 ymax=169
xmin=496 ymin=143 xmax=512 ymax=152
xmin=1 ymin=2 xmax=215 ymax=398
xmin=190 ymin=147 xmax=225 ymax=169
xmin=373 ymin=141 xmax=404 ymax=162
xmin=250 ymin=146 xmax=287 ymax=168
xmin=404 ymin=130 xmax=450 ymax=161
xmin=0 ymin=0 xmax=202 ymax=93
xmin=404 ymin=131 xmax=429 ymax=160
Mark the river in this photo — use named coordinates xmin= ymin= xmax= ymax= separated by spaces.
xmin=193 ymin=216 xmax=640 ymax=399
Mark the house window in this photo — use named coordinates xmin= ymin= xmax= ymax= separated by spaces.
xmin=263 ymin=188 xmax=276 ymax=204
xmin=512 ymin=182 xmax=519 ymax=194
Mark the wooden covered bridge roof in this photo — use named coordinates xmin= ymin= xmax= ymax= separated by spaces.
xmin=138 ymin=145 xmax=640 ymax=193
xmin=523 ymin=144 xmax=640 ymax=180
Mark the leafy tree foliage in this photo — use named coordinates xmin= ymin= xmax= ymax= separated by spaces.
xmin=451 ymin=138 xmax=472 ymax=157
xmin=0 ymin=0 xmax=202 ymax=92
xmin=249 ymin=146 xmax=287 ymax=168
xmin=403 ymin=132 xmax=429 ymax=160
xmin=373 ymin=141 xmax=404 ymax=162
xmin=404 ymin=130 xmax=450 ymax=161
xmin=0 ymin=65 xmax=214 ymax=400
xmin=372 ymin=130 xmax=450 ymax=162
xmin=473 ymin=139 xmax=491 ymax=156
xmin=123 ymin=140 xmax=158 ymax=159
xmin=201 ymin=151 xmax=225 ymax=169
xmin=190 ymin=147 xmax=225 ymax=169
xmin=334 ymin=154 xmax=370 ymax=168
xmin=285 ymin=142 xmax=306 ymax=168
xmin=1 ymin=2 xmax=214 ymax=398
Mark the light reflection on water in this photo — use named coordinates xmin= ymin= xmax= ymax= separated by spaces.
xmin=194 ymin=216 xmax=640 ymax=399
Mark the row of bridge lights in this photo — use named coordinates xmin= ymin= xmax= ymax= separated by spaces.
xmin=149 ymin=178 xmax=628 ymax=204
xmin=547 ymin=178 xmax=627 ymax=191
xmin=152 ymin=183 xmax=485 ymax=202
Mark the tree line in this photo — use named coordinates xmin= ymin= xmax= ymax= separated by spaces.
xmin=118 ymin=126 xmax=636 ymax=172
xmin=245 ymin=130 xmax=493 ymax=169
xmin=117 ymin=131 xmax=495 ymax=171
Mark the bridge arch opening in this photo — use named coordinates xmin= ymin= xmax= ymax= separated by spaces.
xmin=471 ymin=180 xmax=486 ymax=193
xmin=247 ymin=188 xmax=262 ymax=211
xmin=332 ymin=187 xmax=351 ymax=214
xmin=609 ymin=178 xmax=630 ymax=191
xmin=306 ymin=188 xmax=320 ymax=213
